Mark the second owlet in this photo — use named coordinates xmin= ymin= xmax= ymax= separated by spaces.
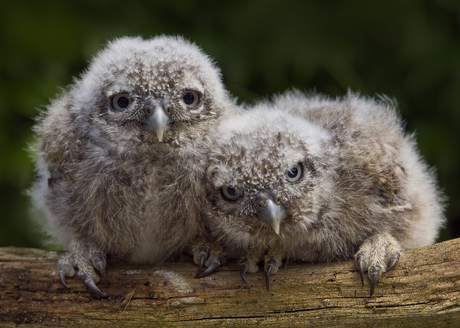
xmin=30 ymin=36 xmax=233 ymax=296
xmin=199 ymin=91 xmax=445 ymax=296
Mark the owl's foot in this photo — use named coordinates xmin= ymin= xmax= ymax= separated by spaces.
xmin=193 ymin=242 xmax=224 ymax=278
xmin=355 ymin=232 xmax=401 ymax=297
xmin=58 ymin=240 xmax=109 ymax=297
xmin=198 ymin=253 xmax=223 ymax=278
xmin=193 ymin=244 xmax=209 ymax=278
xmin=240 ymin=257 xmax=259 ymax=284
xmin=264 ymin=254 xmax=282 ymax=290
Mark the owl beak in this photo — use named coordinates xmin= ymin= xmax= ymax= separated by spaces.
xmin=142 ymin=101 xmax=172 ymax=142
xmin=257 ymin=199 xmax=286 ymax=235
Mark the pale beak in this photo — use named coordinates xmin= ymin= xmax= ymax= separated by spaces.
xmin=143 ymin=106 xmax=171 ymax=142
xmin=257 ymin=199 xmax=286 ymax=235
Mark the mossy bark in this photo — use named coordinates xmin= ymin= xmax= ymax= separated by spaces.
xmin=1 ymin=238 xmax=460 ymax=327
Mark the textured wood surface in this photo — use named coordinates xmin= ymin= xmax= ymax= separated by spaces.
xmin=1 ymin=238 xmax=460 ymax=327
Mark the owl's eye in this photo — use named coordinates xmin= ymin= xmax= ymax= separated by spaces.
xmin=221 ymin=186 xmax=242 ymax=201
xmin=110 ymin=93 xmax=131 ymax=111
xmin=286 ymin=163 xmax=303 ymax=182
xmin=182 ymin=90 xmax=201 ymax=108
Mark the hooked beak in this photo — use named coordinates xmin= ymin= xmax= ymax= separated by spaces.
xmin=142 ymin=99 xmax=172 ymax=142
xmin=257 ymin=198 xmax=286 ymax=235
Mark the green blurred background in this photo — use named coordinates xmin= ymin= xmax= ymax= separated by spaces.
xmin=1 ymin=0 xmax=459 ymax=248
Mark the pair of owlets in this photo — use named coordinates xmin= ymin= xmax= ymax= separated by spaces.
xmin=31 ymin=36 xmax=445 ymax=297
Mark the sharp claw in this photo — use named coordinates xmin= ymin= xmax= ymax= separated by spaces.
xmin=197 ymin=254 xmax=223 ymax=278
xmin=195 ymin=252 xmax=207 ymax=278
xmin=240 ymin=260 xmax=249 ymax=284
xmin=385 ymin=253 xmax=400 ymax=273
xmin=79 ymin=271 xmax=107 ymax=297
xmin=369 ymin=266 xmax=382 ymax=297
xmin=92 ymin=254 xmax=109 ymax=284
xmin=265 ymin=258 xmax=277 ymax=290
xmin=85 ymin=279 xmax=108 ymax=298
xmin=356 ymin=253 xmax=365 ymax=286
xmin=194 ymin=245 xmax=209 ymax=278
xmin=59 ymin=271 xmax=70 ymax=288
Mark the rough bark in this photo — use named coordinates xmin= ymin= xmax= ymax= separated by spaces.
xmin=1 ymin=238 xmax=460 ymax=327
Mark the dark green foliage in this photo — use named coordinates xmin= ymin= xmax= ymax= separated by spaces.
xmin=1 ymin=0 xmax=458 ymax=247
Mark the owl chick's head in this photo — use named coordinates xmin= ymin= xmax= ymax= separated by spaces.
xmin=206 ymin=104 xmax=335 ymax=245
xmin=70 ymin=36 xmax=230 ymax=152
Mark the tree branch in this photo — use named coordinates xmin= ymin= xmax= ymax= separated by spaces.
xmin=1 ymin=238 xmax=460 ymax=327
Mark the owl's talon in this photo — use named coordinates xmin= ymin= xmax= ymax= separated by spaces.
xmin=369 ymin=266 xmax=382 ymax=297
xmin=355 ymin=233 xmax=403 ymax=296
xmin=240 ymin=260 xmax=249 ymax=284
xmin=57 ymin=253 xmax=76 ymax=288
xmin=92 ymin=253 xmax=109 ymax=284
xmin=59 ymin=271 xmax=70 ymax=288
xmin=194 ymin=245 xmax=209 ymax=278
xmin=356 ymin=253 xmax=365 ymax=286
xmin=265 ymin=258 xmax=277 ymax=290
xmin=78 ymin=271 xmax=107 ymax=297
xmin=85 ymin=278 xmax=108 ymax=298
xmin=195 ymin=253 xmax=207 ymax=278
xmin=198 ymin=254 xmax=222 ymax=278
xmin=385 ymin=253 xmax=400 ymax=273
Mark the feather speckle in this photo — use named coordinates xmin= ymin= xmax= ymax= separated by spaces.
xmin=200 ymin=91 xmax=445 ymax=294
xmin=30 ymin=36 xmax=233 ymax=296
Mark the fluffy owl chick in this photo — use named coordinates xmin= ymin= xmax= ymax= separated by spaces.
xmin=201 ymin=91 xmax=445 ymax=295
xmin=31 ymin=36 xmax=232 ymax=296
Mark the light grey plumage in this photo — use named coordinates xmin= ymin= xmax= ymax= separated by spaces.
xmin=30 ymin=36 xmax=233 ymax=296
xmin=199 ymin=91 xmax=445 ymax=295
